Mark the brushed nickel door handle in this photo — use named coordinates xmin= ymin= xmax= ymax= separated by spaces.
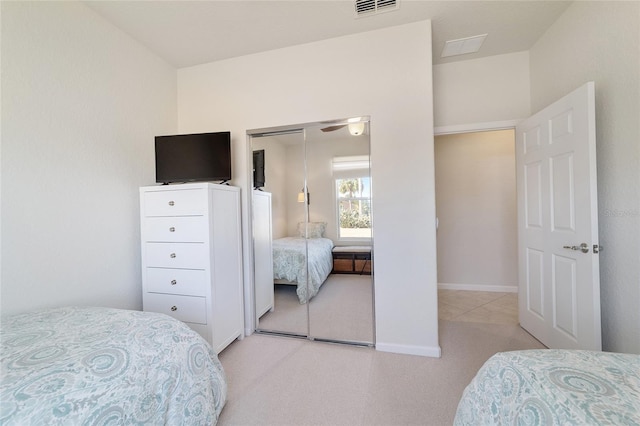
xmin=563 ymin=243 xmax=589 ymax=253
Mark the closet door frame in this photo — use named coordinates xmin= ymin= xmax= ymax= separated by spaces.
xmin=247 ymin=118 xmax=374 ymax=347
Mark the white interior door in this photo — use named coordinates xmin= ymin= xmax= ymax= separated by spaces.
xmin=516 ymin=81 xmax=601 ymax=350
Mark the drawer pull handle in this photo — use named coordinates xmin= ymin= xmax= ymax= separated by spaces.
xmin=171 ymin=279 xmax=177 ymax=285
xmin=168 ymin=201 xmax=175 ymax=206
xmin=170 ymin=253 xmax=176 ymax=258
xmin=171 ymin=306 xmax=177 ymax=312
xmin=169 ymin=227 xmax=175 ymax=232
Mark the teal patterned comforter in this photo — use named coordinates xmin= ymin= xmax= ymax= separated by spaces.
xmin=0 ymin=306 xmax=227 ymax=425
xmin=455 ymin=349 xmax=640 ymax=425
xmin=272 ymin=237 xmax=334 ymax=303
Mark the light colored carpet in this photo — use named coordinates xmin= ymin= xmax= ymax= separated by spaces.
xmin=257 ymin=274 xmax=374 ymax=343
xmin=309 ymin=274 xmax=373 ymax=343
xmin=218 ymin=317 xmax=545 ymax=425
xmin=257 ymin=284 xmax=308 ymax=336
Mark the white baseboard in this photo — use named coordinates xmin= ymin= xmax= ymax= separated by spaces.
xmin=376 ymin=342 xmax=442 ymax=358
xmin=438 ymin=283 xmax=518 ymax=293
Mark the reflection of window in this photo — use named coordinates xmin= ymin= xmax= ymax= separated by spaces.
xmin=336 ymin=177 xmax=371 ymax=239
xmin=332 ymin=156 xmax=371 ymax=240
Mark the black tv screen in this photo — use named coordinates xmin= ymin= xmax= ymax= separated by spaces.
xmin=155 ymin=132 xmax=231 ymax=184
xmin=253 ymin=149 xmax=265 ymax=189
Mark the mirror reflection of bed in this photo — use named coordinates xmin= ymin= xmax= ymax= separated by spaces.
xmin=250 ymin=119 xmax=374 ymax=345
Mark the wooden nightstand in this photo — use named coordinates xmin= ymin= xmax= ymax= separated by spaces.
xmin=332 ymin=246 xmax=372 ymax=275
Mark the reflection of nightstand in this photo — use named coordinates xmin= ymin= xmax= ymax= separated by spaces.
xmin=332 ymin=246 xmax=372 ymax=275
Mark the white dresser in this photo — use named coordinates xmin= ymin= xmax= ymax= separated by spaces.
xmin=140 ymin=183 xmax=244 ymax=353
xmin=253 ymin=190 xmax=274 ymax=318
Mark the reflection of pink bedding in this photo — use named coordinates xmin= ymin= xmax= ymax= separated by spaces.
xmin=272 ymin=237 xmax=334 ymax=303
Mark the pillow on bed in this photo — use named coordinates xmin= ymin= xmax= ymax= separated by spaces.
xmin=297 ymin=222 xmax=326 ymax=238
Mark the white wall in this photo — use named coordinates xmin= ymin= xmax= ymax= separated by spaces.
xmin=286 ymin=134 xmax=370 ymax=243
xmin=251 ymin=137 xmax=288 ymax=239
xmin=308 ymin=135 xmax=370 ymax=244
xmin=529 ymin=1 xmax=640 ymax=354
xmin=435 ymin=130 xmax=517 ymax=291
xmin=433 ymin=51 xmax=530 ymax=128
xmin=1 ymin=2 xmax=177 ymax=315
xmin=178 ymin=21 xmax=439 ymax=357
xmin=284 ymin=143 xmax=307 ymax=238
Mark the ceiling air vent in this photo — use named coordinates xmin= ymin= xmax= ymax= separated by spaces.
xmin=355 ymin=0 xmax=399 ymax=17
xmin=441 ymin=34 xmax=488 ymax=58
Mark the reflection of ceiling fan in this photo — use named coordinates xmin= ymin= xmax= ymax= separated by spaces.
xmin=320 ymin=122 xmax=365 ymax=135
xmin=320 ymin=124 xmax=346 ymax=132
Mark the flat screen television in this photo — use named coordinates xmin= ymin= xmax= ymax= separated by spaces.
xmin=155 ymin=132 xmax=231 ymax=184
xmin=253 ymin=149 xmax=265 ymax=189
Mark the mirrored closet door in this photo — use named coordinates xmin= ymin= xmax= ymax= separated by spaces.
xmin=249 ymin=118 xmax=374 ymax=345
xmin=251 ymin=129 xmax=308 ymax=337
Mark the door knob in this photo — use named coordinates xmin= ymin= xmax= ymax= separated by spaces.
xmin=563 ymin=243 xmax=589 ymax=253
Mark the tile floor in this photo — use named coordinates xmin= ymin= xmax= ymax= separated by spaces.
xmin=438 ymin=289 xmax=519 ymax=325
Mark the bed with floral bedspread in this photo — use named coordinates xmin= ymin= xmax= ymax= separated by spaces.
xmin=455 ymin=349 xmax=640 ymax=425
xmin=0 ymin=306 xmax=227 ymax=425
xmin=272 ymin=237 xmax=334 ymax=304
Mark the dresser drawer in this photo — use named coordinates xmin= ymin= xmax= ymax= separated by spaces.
xmin=145 ymin=268 xmax=207 ymax=297
xmin=144 ymin=293 xmax=206 ymax=324
xmin=143 ymin=188 xmax=206 ymax=217
xmin=143 ymin=216 xmax=207 ymax=242
xmin=145 ymin=242 xmax=208 ymax=269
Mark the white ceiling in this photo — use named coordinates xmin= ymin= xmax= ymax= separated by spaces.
xmin=84 ymin=0 xmax=572 ymax=69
